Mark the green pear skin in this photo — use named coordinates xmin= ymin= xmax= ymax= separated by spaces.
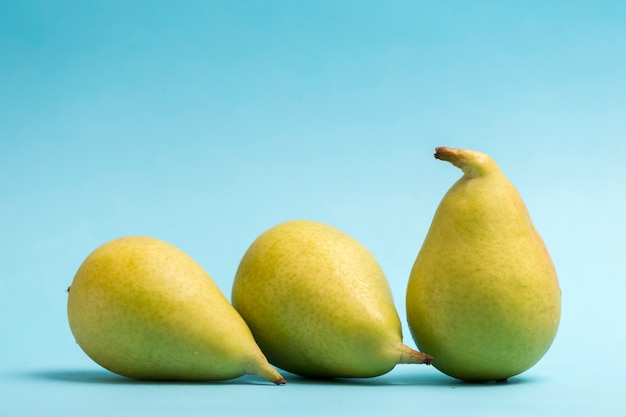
xmin=67 ymin=236 xmax=285 ymax=384
xmin=232 ymin=220 xmax=432 ymax=378
xmin=406 ymin=147 xmax=561 ymax=382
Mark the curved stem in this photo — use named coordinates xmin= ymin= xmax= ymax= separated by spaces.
xmin=435 ymin=146 xmax=495 ymax=178
xmin=396 ymin=344 xmax=433 ymax=365
xmin=250 ymin=356 xmax=286 ymax=385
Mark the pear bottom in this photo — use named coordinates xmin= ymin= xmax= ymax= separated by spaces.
xmin=407 ymin=286 xmax=559 ymax=382
xmin=72 ymin=330 xmax=280 ymax=383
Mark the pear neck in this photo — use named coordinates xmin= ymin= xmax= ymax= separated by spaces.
xmin=434 ymin=147 xmax=497 ymax=178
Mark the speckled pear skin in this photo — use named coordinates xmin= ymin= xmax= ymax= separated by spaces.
xmin=406 ymin=147 xmax=561 ymax=382
xmin=232 ymin=220 xmax=431 ymax=378
xmin=67 ymin=236 xmax=285 ymax=384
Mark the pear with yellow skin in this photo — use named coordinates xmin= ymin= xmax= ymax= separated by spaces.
xmin=406 ymin=147 xmax=561 ymax=382
xmin=67 ymin=236 xmax=285 ymax=384
xmin=232 ymin=220 xmax=432 ymax=378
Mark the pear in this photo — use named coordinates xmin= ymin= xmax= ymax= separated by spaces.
xmin=406 ymin=147 xmax=561 ymax=382
xmin=67 ymin=236 xmax=285 ymax=384
xmin=232 ymin=220 xmax=432 ymax=378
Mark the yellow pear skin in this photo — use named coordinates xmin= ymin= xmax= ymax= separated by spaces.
xmin=67 ymin=236 xmax=285 ymax=384
xmin=232 ymin=220 xmax=432 ymax=379
xmin=406 ymin=147 xmax=561 ymax=382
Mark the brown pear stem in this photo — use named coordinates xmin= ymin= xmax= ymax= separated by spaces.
xmin=251 ymin=357 xmax=287 ymax=385
xmin=434 ymin=146 xmax=463 ymax=163
xmin=397 ymin=344 xmax=433 ymax=365
xmin=434 ymin=146 xmax=472 ymax=172
xmin=434 ymin=146 xmax=494 ymax=178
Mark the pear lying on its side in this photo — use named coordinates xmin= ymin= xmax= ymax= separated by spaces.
xmin=67 ymin=236 xmax=285 ymax=384
xmin=232 ymin=220 xmax=432 ymax=378
xmin=406 ymin=147 xmax=561 ymax=382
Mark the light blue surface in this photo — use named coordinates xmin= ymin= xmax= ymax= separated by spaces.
xmin=2 ymin=1 xmax=625 ymax=415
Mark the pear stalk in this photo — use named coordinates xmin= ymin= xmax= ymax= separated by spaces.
xmin=397 ymin=344 xmax=433 ymax=365
xmin=249 ymin=357 xmax=287 ymax=385
xmin=434 ymin=146 xmax=494 ymax=177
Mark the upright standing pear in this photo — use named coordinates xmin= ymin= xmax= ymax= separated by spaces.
xmin=232 ymin=220 xmax=432 ymax=378
xmin=67 ymin=236 xmax=285 ymax=384
xmin=406 ymin=147 xmax=561 ymax=382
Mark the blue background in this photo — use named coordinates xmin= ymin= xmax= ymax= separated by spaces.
xmin=1 ymin=1 xmax=625 ymax=415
